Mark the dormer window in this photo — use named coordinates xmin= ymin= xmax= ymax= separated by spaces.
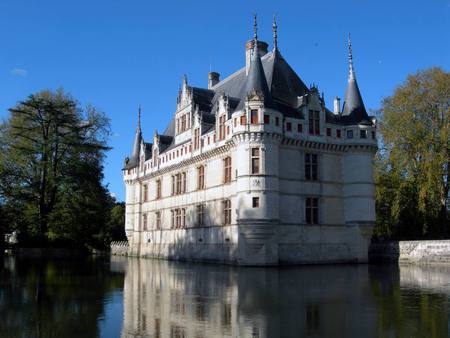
xmin=347 ymin=130 xmax=354 ymax=139
xmin=194 ymin=128 xmax=200 ymax=149
xmin=308 ymin=110 xmax=320 ymax=135
xmin=219 ymin=115 xmax=226 ymax=140
xmin=360 ymin=130 xmax=368 ymax=139
xmin=250 ymin=109 xmax=258 ymax=124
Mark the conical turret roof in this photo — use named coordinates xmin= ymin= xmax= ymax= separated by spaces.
xmin=342 ymin=35 xmax=369 ymax=124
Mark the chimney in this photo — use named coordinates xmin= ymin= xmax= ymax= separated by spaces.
xmin=334 ymin=97 xmax=341 ymax=114
xmin=245 ymin=40 xmax=268 ymax=75
xmin=208 ymin=72 xmax=220 ymax=89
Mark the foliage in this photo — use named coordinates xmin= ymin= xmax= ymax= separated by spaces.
xmin=0 ymin=89 xmax=125 ymax=249
xmin=374 ymin=67 xmax=450 ymax=239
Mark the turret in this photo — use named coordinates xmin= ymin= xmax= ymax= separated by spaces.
xmin=341 ymin=35 xmax=370 ymax=124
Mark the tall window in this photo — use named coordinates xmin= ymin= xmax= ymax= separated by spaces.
xmin=305 ymin=154 xmax=318 ymax=181
xmin=197 ymin=204 xmax=205 ymax=226
xmin=197 ymin=165 xmax=205 ymax=190
xmin=143 ymin=213 xmax=148 ymax=231
xmin=240 ymin=115 xmax=246 ymax=125
xmin=250 ymin=109 xmax=258 ymax=124
xmin=251 ymin=148 xmax=260 ymax=174
xmin=308 ymin=110 xmax=320 ymax=135
xmin=155 ymin=211 xmax=161 ymax=230
xmin=286 ymin=122 xmax=292 ymax=131
xmin=360 ymin=129 xmax=368 ymax=139
xmin=219 ymin=115 xmax=226 ymax=140
xmin=223 ymin=200 xmax=231 ymax=225
xmin=171 ymin=210 xmax=176 ymax=229
xmin=143 ymin=184 xmax=148 ymax=202
xmin=224 ymin=157 xmax=232 ymax=183
xmin=156 ymin=179 xmax=162 ymax=199
xmin=181 ymin=114 xmax=186 ymax=132
xmin=171 ymin=175 xmax=176 ymax=195
xmin=182 ymin=172 xmax=186 ymax=193
xmin=194 ymin=128 xmax=200 ymax=150
xmin=264 ymin=114 xmax=270 ymax=124
xmin=176 ymin=209 xmax=181 ymax=228
xmin=182 ymin=208 xmax=186 ymax=228
xmin=306 ymin=198 xmax=319 ymax=224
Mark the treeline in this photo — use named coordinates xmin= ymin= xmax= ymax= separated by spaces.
xmin=0 ymin=89 xmax=125 ymax=250
xmin=374 ymin=67 xmax=449 ymax=239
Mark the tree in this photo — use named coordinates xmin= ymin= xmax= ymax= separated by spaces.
xmin=0 ymin=89 xmax=113 ymax=247
xmin=374 ymin=68 xmax=450 ymax=239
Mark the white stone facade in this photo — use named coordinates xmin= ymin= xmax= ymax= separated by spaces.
xmin=123 ymin=30 xmax=377 ymax=265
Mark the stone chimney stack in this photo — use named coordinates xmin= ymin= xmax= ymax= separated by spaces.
xmin=208 ymin=72 xmax=220 ymax=89
xmin=334 ymin=97 xmax=341 ymax=114
xmin=245 ymin=40 xmax=268 ymax=75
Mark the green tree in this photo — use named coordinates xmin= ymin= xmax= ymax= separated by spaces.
xmin=0 ymin=89 xmax=113 ymax=248
xmin=374 ymin=68 xmax=450 ymax=239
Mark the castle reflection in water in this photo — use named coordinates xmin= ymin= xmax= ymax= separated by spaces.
xmin=112 ymin=257 xmax=450 ymax=338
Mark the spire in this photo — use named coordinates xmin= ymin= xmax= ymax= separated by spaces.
xmin=342 ymin=34 xmax=369 ymax=123
xmin=272 ymin=14 xmax=278 ymax=51
xmin=253 ymin=13 xmax=258 ymax=42
xmin=237 ymin=17 xmax=273 ymax=110
xmin=348 ymin=33 xmax=355 ymax=80
xmin=127 ymin=106 xmax=143 ymax=168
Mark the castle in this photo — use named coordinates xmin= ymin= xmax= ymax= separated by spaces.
xmin=122 ymin=17 xmax=377 ymax=265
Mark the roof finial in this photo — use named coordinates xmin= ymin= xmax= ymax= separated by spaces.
xmin=253 ymin=13 xmax=258 ymax=42
xmin=348 ymin=33 xmax=355 ymax=80
xmin=137 ymin=105 xmax=142 ymax=130
xmin=273 ymin=14 xmax=278 ymax=50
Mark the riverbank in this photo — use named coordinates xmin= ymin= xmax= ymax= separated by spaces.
xmin=4 ymin=247 xmax=108 ymax=258
xmin=369 ymin=240 xmax=450 ymax=264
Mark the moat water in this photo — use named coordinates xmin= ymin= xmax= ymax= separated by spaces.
xmin=1 ymin=256 xmax=449 ymax=338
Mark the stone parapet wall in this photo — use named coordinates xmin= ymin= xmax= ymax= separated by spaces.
xmin=110 ymin=241 xmax=129 ymax=256
xmin=369 ymin=240 xmax=450 ymax=264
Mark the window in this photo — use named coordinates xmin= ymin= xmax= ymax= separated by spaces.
xmin=251 ymin=148 xmax=260 ymax=174
xmin=197 ymin=204 xmax=205 ymax=227
xmin=223 ymin=200 xmax=231 ymax=225
xmin=171 ymin=210 xmax=176 ymax=228
xmin=182 ymin=208 xmax=186 ymax=228
xmin=252 ymin=197 xmax=259 ymax=208
xmin=360 ymin=129 xmax=368 ymax=139
xmin=264 ymin=114 xmax=270 ymax=124
xmin=250 ymin=109 xmax=258 ymax=124
xmin=347 ymin=130 xmax=353 ymax=139
xmin=326 ymin=128 xmax=331 ymax=137
xmin=197 ymin=165 xmax=205 ymax=190
xmin=286 ymin=122 xmax=292 ymax=131
xmin=224 ymin=157 xmax=232 ymax=183
xmin=308 ymin=110 xmax=320 ymax=135
xmin=176 ymin=209 xmax=181 ymax=228
xmin=194 ymin=128 xmax=200 ymax=149
xmin=240 ymin=115 xmax=246 ymax=125
xmin=336 ymin=129 xmax=341 ymax=138
xmin=156 ymin=211 xmax=161 ymax=230
xmin=234 ymin=118 xmax=237 ymax=127
xmin=140 ymin=156 xmax=145 ymax=171
xmin=176 ymin=173 xmax=182 ymax=195
xmin=306 ymin=198 xmax=319 ymax=224
xmin=156 ymin=179 xmax=162 ymax=199
xmin=297 ymin=124 xmax=303 ymax=133
xmin=181 ymin=114 xmax=186 ymax=132
xmin=171 ymin=175 xmax=176 ymax=195
xmin=143 ymin=213 xmax=148 ymax=231
xmin=276 ymin=117 xmax=280 ymax=126
xmin=219 ymin=115 xmax=226 ymax=140
xmin=372 ymin=131 xmax=376 ymax=139
xmin=182 ymin=172 xmax=186 ymax=193
xmin=305 ymin=153 xmax=318 ymax=181
xmin=143 ymin=184 xmax=148 ymax=202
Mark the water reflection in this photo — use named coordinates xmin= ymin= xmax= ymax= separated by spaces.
xmin=0 ymin=255 xmax=124 ymax=338
xmin=1 ymin=255 xmax=449 ymax=338
xmin=118 ymin=258 xmax=450 ymax=338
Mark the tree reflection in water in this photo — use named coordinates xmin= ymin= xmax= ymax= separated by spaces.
xmin=1 ymin=256 xmax=449 ymax=338
xmin=0 ymin=255 xmax=124 ymax=338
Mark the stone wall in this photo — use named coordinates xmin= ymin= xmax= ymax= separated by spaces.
xmin=110 ymin=241 xmax=129 ymax=256
xmin=369 ymin=240 xmax=450 ymax=264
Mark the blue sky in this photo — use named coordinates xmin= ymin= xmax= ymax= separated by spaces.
xmin=1 ymin=0 xmax=449 ymax=201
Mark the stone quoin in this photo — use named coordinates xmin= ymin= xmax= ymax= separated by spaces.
xmin=122 ymin=16 xmax=377 ymax=265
